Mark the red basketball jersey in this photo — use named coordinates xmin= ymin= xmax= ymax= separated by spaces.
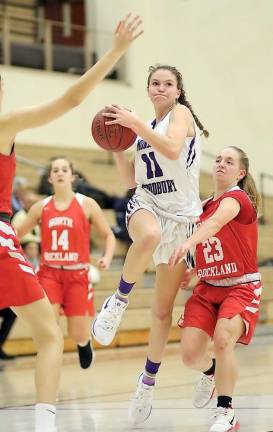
xmin=196 ymin=187 xmax=258 ymax=281
xmin=0 ymin=148 xmax=16 ymax=215
xmin=40 ymin=193 xmax=90 ymax=266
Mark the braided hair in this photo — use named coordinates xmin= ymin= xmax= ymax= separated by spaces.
xmin=147 ymin=64 xmax=209 ymax=137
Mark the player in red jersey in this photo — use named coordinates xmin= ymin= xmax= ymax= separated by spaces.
xmin=169 ymin=146 xmax=261 ymax=432
xmin=17 ymin=157 xmax=115 ymax=369
xmin=0 ymin=15 xmax=142 ymax=432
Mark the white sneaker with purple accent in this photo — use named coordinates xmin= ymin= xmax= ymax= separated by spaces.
xmin=92 ymin=294 xmax=128 ymax=345
xmin=128 ymin=373 xmax=154 ymax=425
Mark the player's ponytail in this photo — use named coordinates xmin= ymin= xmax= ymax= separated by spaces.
xmin=230 ymin=146 xmax=261 ymax=211
xmin=239 ymin=172 xmax=260 ymax=212
xmin=179 ymin=88 xmax=209 ymax=138
xmin=147 ymin=64 xmax=209 ymax=138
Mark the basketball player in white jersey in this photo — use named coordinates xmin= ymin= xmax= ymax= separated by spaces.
xmin=92 ymin=64 xmax=209 ymax=424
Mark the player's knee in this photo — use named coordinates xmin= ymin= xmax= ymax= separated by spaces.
xmin=48 ymin=324 xmax=64 ymax=352
xmin=136 ymin=229 xmax=161 ymax=251
xmin=35 ymin=321 xmax=63 ymax=353
xmin=152 ymin=305 xmax=172 ymax=323
xmin=181 ymin=345 xmax=201 ymax=367
xmin=213 ymin=329 xmax=231 ymax=352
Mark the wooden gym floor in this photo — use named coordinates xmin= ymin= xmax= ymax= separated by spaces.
xmin=1 ymin=326 xmax=273 ymax=431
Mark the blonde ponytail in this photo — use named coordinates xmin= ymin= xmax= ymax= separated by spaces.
xmin=229 ymin=146 xmax=261 ymax=212
xmin=238 ymin=172 xmax=261 ymax=211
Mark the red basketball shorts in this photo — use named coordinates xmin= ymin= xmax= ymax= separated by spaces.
xmin=0 ymin=221 xmax=45 ymax=308
xmin=179 ymin=280 xmax=262 ymax=344
xmin=37 ymin=265 xmax=95 ymax=317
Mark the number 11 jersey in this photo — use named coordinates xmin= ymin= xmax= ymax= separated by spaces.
xmin=134 ymin=110 xmax=202 ymax=218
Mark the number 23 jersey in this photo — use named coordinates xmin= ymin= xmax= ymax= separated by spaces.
xmin=196 ymin=187 xmax=258 ymax=281
xmin=40 ymin=193 xmax=90 ymax=266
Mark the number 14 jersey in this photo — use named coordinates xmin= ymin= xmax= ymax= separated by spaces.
xmin=40 ymin=193 xmax=90 ymax=266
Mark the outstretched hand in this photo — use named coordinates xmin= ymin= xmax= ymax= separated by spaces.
xmin=168 ymin=244 xmax=190 ymax=268
xmin=103 ymin=104 xmax=138 ymax=129
xmin=113 ymin=14 xmax=143 ymax=53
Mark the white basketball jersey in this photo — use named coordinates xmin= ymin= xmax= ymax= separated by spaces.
xmin=134 ymin=111 xmax=202 ymax=218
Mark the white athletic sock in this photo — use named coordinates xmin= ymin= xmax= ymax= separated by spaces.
xmin=35 ymin=403 xmax=56 ymax=432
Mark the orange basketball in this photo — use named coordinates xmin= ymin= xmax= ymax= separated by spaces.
xmin=91 ymin=108 xmax=137 ymax=152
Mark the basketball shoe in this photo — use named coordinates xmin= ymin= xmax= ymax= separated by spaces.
xmin=77 ymin=339 xmax=95 ymax=369
xmin=92 ymin=294 xmax=128 ymax=345
xmin=193 ymin=373 xmax=215 ymax=408
xmin=128 ymin=373 xmax=154 ymax=425
xmin=210 ymin=407 xmax=240 ymax=432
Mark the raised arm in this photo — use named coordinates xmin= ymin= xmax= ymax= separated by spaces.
xmin=15 ymin=201 xmax=43 ymax=241
xmin=169 ymin=197 xmax=240 ymax=266
xmin=0 ymin=15 xmax=143 ymax=153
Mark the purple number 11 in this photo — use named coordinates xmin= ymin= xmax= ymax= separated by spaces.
xmin=141 ymin=152 xmax=163 ymax=179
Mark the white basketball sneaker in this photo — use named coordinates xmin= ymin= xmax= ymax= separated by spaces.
xmin=193 ymin=373 xmax=215 ymax=408
xmin=128 ymin=374 xmax=154 ymax=425
xmin=210 ymin=407 xmax=240 ymax=432
xmin=92 ymin=294 xmax=128 ymax=345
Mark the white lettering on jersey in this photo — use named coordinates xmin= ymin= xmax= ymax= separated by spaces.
xmin=51 ymin=229 xmax=69 ymax=251
xmin=197 ymin=262 xmax=238 ymax=278
xmin=203 ymin=237 xmax=224 ymax=264
xmin=44 ymin=252 xmax=79 ymax=261
xmin=48 ymin=217 xmax=73 ymax=228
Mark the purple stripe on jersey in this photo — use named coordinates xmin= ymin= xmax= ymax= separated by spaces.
xmin=188 ymin=148 xmax=196 ymax=168
xmin=186 ymin=137 xmax=196 ymax=168
xmin=186 ymin=137 xmax=195 ymax=164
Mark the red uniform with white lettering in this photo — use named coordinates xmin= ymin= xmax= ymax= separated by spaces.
xmin=180 ymin=187 xmax=261 ymax=344
xmin=37 ymin=193 xmax=95 ymax=317
xmin=196 ymin=188 xmax=258 ymax=280
xmin=40 ymin=193 xmax=90 ymax=266
xmin=0 ymin=149 xmax=45 ymax=308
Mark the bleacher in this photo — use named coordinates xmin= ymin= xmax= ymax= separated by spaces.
xmin=0 ymin=0 xmax=37 ymax=45
xmin=4 ymin=143 xmax=273 ymax=355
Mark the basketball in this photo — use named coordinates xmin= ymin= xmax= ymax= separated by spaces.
xmin=91 ymin=108 xmax=137 ymax=152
